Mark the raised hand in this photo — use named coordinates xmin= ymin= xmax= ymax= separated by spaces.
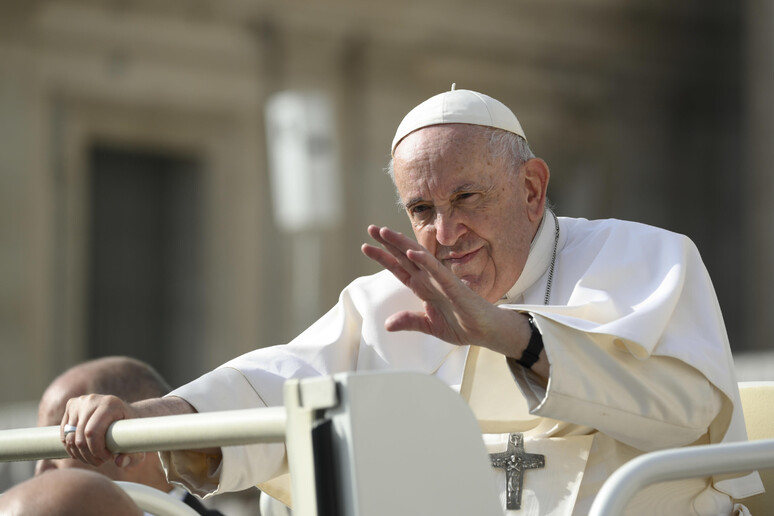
xmin=361 ymin=224 xmax=529 ymax=356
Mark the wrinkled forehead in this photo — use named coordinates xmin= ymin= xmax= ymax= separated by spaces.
xmin=393 ymin=124 xmax=492 ymax=164
xmin=392 ymin=125 xmax=512 ymax=204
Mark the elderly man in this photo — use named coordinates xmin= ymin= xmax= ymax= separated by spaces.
xmin=60 ymin=88 xmax=763 ymax=515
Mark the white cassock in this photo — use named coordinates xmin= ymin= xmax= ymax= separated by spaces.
xmin=160 ymin=211 xmax=764 ymax=516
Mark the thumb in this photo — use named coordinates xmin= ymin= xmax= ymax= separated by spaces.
xmin=385 ymin=311 xmax=432 ymax=334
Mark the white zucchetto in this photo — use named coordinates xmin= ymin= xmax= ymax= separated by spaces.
xmin=391 ymin=86 xmax=527 ymax=155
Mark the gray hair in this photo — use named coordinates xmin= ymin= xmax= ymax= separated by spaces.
xmin=385 ymin=127 xmax=535 ymax=184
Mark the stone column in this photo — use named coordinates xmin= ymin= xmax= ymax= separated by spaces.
xmin=744 ymin=0 xmax=774 ymax=351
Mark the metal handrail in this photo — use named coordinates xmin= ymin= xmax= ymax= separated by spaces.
xmin=0 ymin=407 xmax=287 ymax=462
xmin=589 ymin=438 xmax=774 ymax=516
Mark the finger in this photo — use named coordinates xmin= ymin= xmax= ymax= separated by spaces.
xmin=367 ymin=226 xmax=421 ymax=273
xmin=364 ymin=239 xmax=450 ymax=303
xmin=407 ymin=250 xmax=470 ymax=298
xmin=61 ymin=404 xmax=76 ymax=442
xmin=82 ymin=397 xmax=124 ymax=464
xmin=73 ymin=400 xmax=108 ymax=466
xmin=62 ymin=400 xmax=89 ymax=464
xmin=364 ymin=225 xmax=420 ymax=284
xmin=371 ymin=229 xmax=473 ymax=305
xmin=404 ymin=247 xmax=437 ymax=268
xmin=361 ymin=244 xmax=412 ymax=285
xmin=62 ymin=423 xmax=79 ymax=458
xmin=65 ymin=434 xmax=88 ymax=464
xmin=384 ymin=311 xmax=432 ymax=334
xmin=374 ymin=227 xmax=454 ymax=284
xmin=370 ymin=225 xmax=419 ymax=252
xmin=361 ymin=241 xmax=398 ymax=268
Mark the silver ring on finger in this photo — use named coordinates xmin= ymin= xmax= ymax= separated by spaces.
xmin=63 ymin=424 xmax=77 ymax=436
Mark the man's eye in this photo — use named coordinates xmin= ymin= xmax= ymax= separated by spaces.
xmin=409 ymin=204 xmax=433 ymax=221
xmin=455 ymin=192 xmax=477 ymax=202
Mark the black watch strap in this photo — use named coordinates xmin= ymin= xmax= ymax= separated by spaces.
xmin=516 ymin=314 xmax=543 ymax=369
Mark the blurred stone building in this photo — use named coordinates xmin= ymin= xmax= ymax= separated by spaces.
xmin=0 ymin=0 xmax=772 ymax=404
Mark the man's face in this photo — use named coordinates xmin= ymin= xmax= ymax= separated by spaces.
xmin=392 ymin=124 xmax=539 ymax=303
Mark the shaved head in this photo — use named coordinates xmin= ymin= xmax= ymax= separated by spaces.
xmin=38 ymin=357 xmax=171 ymax=428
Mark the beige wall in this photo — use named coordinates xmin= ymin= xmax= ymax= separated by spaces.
xmin=0 ymin=0 xmax=771 ymax=403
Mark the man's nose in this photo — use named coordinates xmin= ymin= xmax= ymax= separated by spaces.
xmin=434 ymin=211 xmax=465 ymax=247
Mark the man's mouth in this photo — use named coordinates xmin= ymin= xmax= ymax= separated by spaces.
xmin=443 ymin=247 xmax=481 ymax=266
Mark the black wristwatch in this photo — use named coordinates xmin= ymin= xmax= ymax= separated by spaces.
xmin=516 ymin=314 xmax=543 ymax=369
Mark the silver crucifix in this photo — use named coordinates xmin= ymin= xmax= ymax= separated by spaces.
xmin=489 ymin=433 xmax=545 ymax=510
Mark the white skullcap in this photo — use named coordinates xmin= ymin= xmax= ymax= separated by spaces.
xmin=391 ymin=85 xmax=526 ymax=156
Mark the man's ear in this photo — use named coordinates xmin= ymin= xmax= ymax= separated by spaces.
xmin=115 ymin=452 xmax=146 ymax=470
xmin=522 ymin=158 xmax=550 ymax=222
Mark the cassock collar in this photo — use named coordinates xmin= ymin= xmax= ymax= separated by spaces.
xmin=499 ymin=209 xmax=557 ymax=305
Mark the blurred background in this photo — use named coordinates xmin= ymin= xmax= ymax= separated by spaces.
xmin=1 ymin=0 xmax=773 ymax=509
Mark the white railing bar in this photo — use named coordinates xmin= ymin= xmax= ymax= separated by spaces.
xmin=116 ymin=482 xmax=200 ymax=516
xmin=589 ymin=438 xmax=774 ymax=516
xmin=0 ymin=407 xmax=287 ymax=462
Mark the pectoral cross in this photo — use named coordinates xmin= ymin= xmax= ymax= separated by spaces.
xmin=489 ymin=433 xmax=545 ymax=510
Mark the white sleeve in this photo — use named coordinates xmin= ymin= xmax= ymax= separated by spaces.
xmin=159 ymin=367 xmax=287 ymax=498
xmin=156 ymin=278 xmax=376 ymax=497
xmin=509 ymin=314 xmax=724 ymax=452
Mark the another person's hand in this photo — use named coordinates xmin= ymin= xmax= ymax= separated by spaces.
xmin=61 ymin=394 xmax=141 ymax=468
xmin=61 ymin=395 xmax=199 ymax=468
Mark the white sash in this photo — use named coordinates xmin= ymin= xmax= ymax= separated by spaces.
xmin=462 ymin=346 xmax=594 ymax=515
